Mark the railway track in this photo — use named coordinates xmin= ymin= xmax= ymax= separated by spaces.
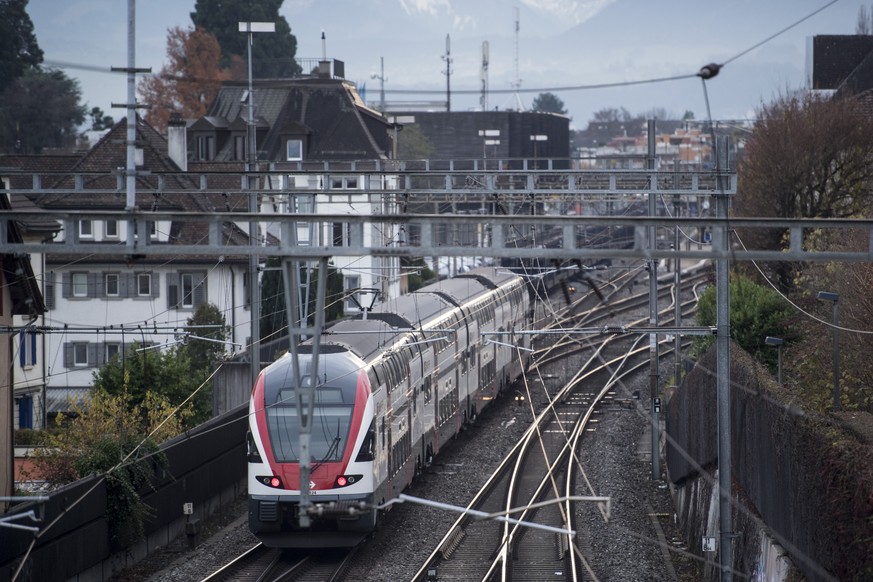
xmin=410 ymin=262 xmax=705 ymax=581
xmin=203 ymin=261 xmax=705 ymax=582
xmin=201 ymin=544 xmax=356 ymax=582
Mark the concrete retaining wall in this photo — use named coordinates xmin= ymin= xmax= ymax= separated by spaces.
xmin=1 ymin=405 xmax=249 ymax=582
xmin=666 ymin=344 xmax=873 ymax=581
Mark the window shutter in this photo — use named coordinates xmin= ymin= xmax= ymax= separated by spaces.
xmin=63 ymin=343 xmax=72 ymax=367
xmin=45 ymin=272 xmax=55 ymax=309
xmin=30 ymin=331 xmax=37 ymax=366
xmin=88 ymin=344 xmax=98 ymax=367
xmin=167 ymin=273 xmax=179 ymax=308
xmin=19 ymin=331 xmax=25 ymax=367
xmin=96 ymin=343 xmax=106 ymax=366
xmin=151 ymin=272 xmax=160 ymax=297
xmin=121 ymin=273 xmax=132 ymax=298
xmin=62 ymin=272 xmax=71 ymax=298
xmin=193 ymin=271 xmax=207 ymax=307
xmin=88 ymin=272 xmax=99 ymax=298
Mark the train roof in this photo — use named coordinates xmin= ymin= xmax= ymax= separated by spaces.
xmin=351 ymin=267 xmax=522 ymax=330
xmin=300 ymin=267 xmax=525 ymax=364
xmin=315 ymin=317 xmax=399 ymax=363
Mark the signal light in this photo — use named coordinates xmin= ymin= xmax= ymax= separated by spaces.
xmin=333 ymin=474 xmax=362 ymax=488
xmin=258 ymin=475 xmax=283 ymax=489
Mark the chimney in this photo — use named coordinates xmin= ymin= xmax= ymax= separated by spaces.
xmin=167 ymin=113 xmax=188 ymax=171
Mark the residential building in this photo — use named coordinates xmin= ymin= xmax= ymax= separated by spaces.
xmin=1 ymin=117 xmax=252 ymax=417
xmin=183 ymin=75 xmax=402 ymax=308
xmin=1 ymin=191 xmax=46 ymax=503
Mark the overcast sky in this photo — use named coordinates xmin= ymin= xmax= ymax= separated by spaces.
xmin=29 ymin=0 xmax=859 ymax=130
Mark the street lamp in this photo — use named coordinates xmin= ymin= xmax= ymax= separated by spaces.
xmin=764 ymin=336 xmax=784 ymax=385
xmin=817 ymin=291 xmax=842 ymax=412
xmin=479 ymin=129 xmax=500 ymax=170
xmin=238 ymin=21 xmax=275 ymax=390
xmin=530 ymin=134 xmax=547 ymax=170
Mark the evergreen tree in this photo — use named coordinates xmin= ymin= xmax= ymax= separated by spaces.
xmin=181 ymin=302 xmax=230 ymax=374
xmin=0 ymin=0 xmax=43 ymax=92
xmin=190 ymin=0 xmax=302 ymax=79
xmin=0 ymin=68 xmax=86 ymax=153
xmin=530 ymin=92 xmax=567 ymax=115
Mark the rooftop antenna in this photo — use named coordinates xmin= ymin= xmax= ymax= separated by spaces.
xmin=441 ymin=33 xmax=452 ymax=112
xmin=372 ymin=56 xmax=387 ymax=111
xmin=480 ymin=41 xmax=490 ymax=111
xmin=510 ymin=7 xmax=524 ymax=111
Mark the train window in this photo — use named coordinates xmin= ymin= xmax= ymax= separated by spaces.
xmin=355 ymin=419 xmax=376 ymax=462
xmin=368 ymin=368 xmax=381 ymax=392
xmin=266 ymin=405 xmax=353 ymax=462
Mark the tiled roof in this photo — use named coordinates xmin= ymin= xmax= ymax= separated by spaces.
xmin=4 ymin=116 xmax=257 ymax=258
xmin=203 ymin=78 xmax=393 ymax=162
xmin=1 ymin=194 xmax=45 ymax=315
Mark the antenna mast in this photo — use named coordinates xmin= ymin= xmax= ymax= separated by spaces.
xmin=511 ymin=7 xmax=524 ymax=111
xmin=481 ymin=41 xmax=490 ymax=111
xmin=442 ymin=33 xmax=452 ymax=112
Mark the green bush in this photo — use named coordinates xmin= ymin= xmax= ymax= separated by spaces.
xmin=695 ymin=274 xmax=795 ymax=373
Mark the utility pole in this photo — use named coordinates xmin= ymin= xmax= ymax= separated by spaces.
xmin=647 ymin=119 xmax=661 ymax=481
xmin=110 ymin=0 xmax=150 ymax=246
xmin=239 ymin=21 xmax=275 ymax=388
xmin=715 ymin=135 xmax=734 ymax=581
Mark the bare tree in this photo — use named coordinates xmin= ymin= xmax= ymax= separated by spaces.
xmin=138 ymin=26 xmax=230 ymax=132
xmin=857 ymin=4 xmax=872 ymax=34
xmin=735 ymin=92 xmax=873 ymax=290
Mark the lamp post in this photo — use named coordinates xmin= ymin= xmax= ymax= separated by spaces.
xmin=764 ymin=336 xmax=784 ymax=385
xmin=817 ymin=291 xmax=841 ymax=412
xmin=238 ymin=20 xmax=275 ymax=390
xmin=530 ymin=134 xmax=547 ymax=170
xmin=479 ymin=129 xmax=500 ymax=170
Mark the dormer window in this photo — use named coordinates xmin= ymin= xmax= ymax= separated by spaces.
xmin=286 ymin=139 xmax=303 ymax=161
xmin=234 ymin=135 xmax=246 ymax=161
xmin=197 ymin=135 xmax=215 ymax=160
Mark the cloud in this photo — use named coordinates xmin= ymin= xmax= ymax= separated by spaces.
xmin=520 ymin=0 xmax=616 ymax=25
xmin=398 ymin=0 xmax=453 ymax=17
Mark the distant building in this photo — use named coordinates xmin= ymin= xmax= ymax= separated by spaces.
xmin=391 ymin=110 xmax=570 ymax=166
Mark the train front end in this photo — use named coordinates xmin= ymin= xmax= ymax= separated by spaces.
xmin=247 ymin=347 xmax=378 ymax=548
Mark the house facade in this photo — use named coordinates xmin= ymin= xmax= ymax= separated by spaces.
xmin=182 ymin=76 xmax=403 ymax=308
xmin=1 ymin=191 xmax=46 ymax=501
xmin=1 ymin=117 xmax=252 ymax=418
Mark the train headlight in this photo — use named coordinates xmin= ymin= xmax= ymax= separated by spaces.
xmin=333 ymin=474 xmax=362 ymax=488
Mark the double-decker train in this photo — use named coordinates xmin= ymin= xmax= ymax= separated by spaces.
xmin=246 ymin=267 xmax=532 ymax=547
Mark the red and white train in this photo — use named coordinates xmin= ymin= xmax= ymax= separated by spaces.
xmin=246 ymin=267 xmax=532 ymax=547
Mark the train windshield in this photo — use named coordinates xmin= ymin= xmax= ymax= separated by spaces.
xmin=266 ymin=402 xmax=353 ymax=463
